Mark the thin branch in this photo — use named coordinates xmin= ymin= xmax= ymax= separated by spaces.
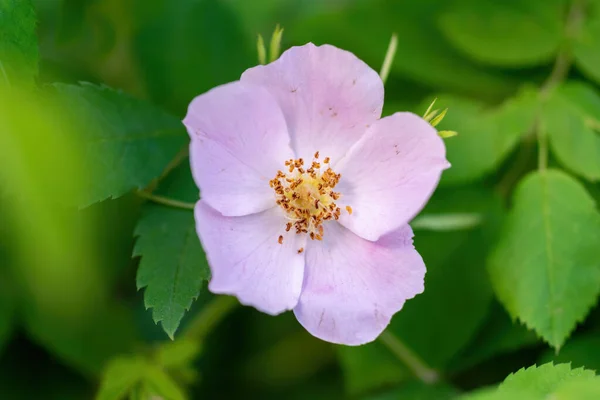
xmin=136 ymin=191 xmax=195 ymax=210
xmin=379 ymin=34 xmax=398 ymax=85
xmin=379 ymin=331 xmax=440 ymax=384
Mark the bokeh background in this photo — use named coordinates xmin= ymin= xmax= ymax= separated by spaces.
xmin=2 ymin=0 xmax=600 ymax=399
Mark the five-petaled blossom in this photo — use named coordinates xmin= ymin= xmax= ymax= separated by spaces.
xmin=183 ymin=43 xmax=449 ymax=345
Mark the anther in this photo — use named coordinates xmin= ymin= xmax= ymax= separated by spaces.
xmin=278 ymin=235 xmax=283 ymax=244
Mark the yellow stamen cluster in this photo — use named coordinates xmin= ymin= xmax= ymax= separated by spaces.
xmin=269 ymin=151 xmax=348 ymax=244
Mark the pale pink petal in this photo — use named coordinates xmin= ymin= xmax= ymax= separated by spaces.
xmin=184 ymin=81 xmax=294 ymax=216
xmin=195 ymin=201 xmax=306 ymax=315
xmin=241 ymin=43 xmax=383 ymax=163
xmin=335 ymin=112 xmax=449 ymax=241
xmin=293 ymin=223 xmax=425 ymax=345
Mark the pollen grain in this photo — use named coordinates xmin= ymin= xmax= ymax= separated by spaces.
xmin=270 ymin=152 xmax=350 ymax=248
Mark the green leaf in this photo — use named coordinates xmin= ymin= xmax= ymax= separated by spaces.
xmin=499 ymin=363 xmax=597 ymax=397
xmin=51 ymin=82 xmax=187 ymax=207
xmin=133 ymin=0 xmax=252 ymax=111
xmin=338 ymin=187 xmax=498 ymax=395
xmin=96 ymin=356 xmax=187 ymax=400
xmin=0 ymin=87 xmax=138 ymax=377
xmin=539 ymin=334 xmax=600 ymax=372
xmin=135 ymin=165 xmax=209 ymax=339
xmin=428 ymin=88 xmax=538 ymax=186
xmin=143 ymin=365 xmax=187 ymax=400
xmin=0 ymin=0 xmax=39 ymax=88
xmin=458 ymin=363 xmax=600 ymax=400
xmin=96 ymin=357 xmax=147 ymax=400
xmin=155 ymin=339 xmax=201 ymax=370
xmin=488 ymin=170 xmax=600 ymax=349
xmin=411 ymin=213 xmax=483 ymax=231
xmin=449 ymin=302 xmax=539 ymax=372
xmin=542 ymin=82 xmax=600 ymax=181
xmin=552 ymin=378 xmax=600 ymax=400
xmin=438 ymin=0 xmax=565 ymax=67
xmin=573 ymin=3 xmax=600 ymax=86
xmin=288 ymin=0 xmax=517 ymax=97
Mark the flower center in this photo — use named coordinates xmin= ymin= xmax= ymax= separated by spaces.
xmin=270 ymin=151 xmax=352 ymax=245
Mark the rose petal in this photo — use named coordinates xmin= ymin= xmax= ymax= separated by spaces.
xmin=293 ymin=223 xmax=425 ymax=345
xmin=184 ymin=81 xmax=294 ymax=216
xmin=195 ymin=201 xmax=306 ymax=315
xmin=335 ymin=112 xmax=450 ymax=241
xmin=241 ymin=43 xmax=384 ymax=163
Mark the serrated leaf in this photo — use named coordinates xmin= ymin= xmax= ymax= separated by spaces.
xmin=0 ymin=0 xmax=39 ymax=88
xmin=135 ymin=165 xmax=208 ymax=339
xmin=338 ymin=187 xmax=498 ymax=395
xmin=500 ymin=363 xmax=597 ymax=396
xmin=573 ymin=3 xmax=600 ymax=86
xmin=287 ymin=0 xmax=517 ymax=97
xmin=0 ymin=88 xmax=137 ymax=377
xmin=539 ymin=334 xmax=600 ymax=372
xmin=438 ymin=0 xmax=565 ymax=67
xmin=51 ymin=83 xmax=187 ymax=207
xmin=429 ymin=88 xmax=538 ymax=186
xmin=488 ymin=170 xmax=600 ymax=349
xmin=542 ymin=82 xmax=600 ymax=181
xmin=459 ymin=363 xmax=600 ymax=400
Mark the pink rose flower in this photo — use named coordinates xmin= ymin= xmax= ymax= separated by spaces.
xmin=183 ymin=43 xmax=449 ymax=345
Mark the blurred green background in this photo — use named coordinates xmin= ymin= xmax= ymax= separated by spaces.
xmin=2 ymin=0 xmax=600 ymax=399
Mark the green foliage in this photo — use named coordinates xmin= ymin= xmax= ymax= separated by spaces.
xmin=3 ymin=0 xmax=600 ymax=398
xmin=449 ymin=303 xmax=539 ymax=372
xmin=438 ymin=0 xmax=565 ymax=67
xmin=0 ymin=0 xmax=39 ymax=88
xmin=499 ymin=363 xmax=598 ymax=398
xmin=51 ymin=83 xmax=188 ymax=207
xmin=459 ymin=363 xmax=600 ymax=399
xmin=135 ymin=165 xmax=209 ymax=339
xmin=0 ymin=281 xmax=15 ymax=353
xmin=539 ymin=334 xmax=600 ymax=371
xmin=338 ymin=187 xmax=498 ymax=394
xmin=133 ymin=0 xmax=253 ymax=111
xmin=573 ymin=2 xmax=600 ymax=85
xmin=288 ymin=0 xmax=517 ymax=97
xmin=364 ymin=381 xmax=458 ymax=400
xmin=97 ymin=355 xmax=187 ymax=400
xmin=542 ymin=82 xmax=600 ymax=181
xmin=431 ymin=88 xmax=538 ymax=186
xmin=489 ymin=170 xmax=600 ymax=349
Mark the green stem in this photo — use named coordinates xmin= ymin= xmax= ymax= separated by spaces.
xmin=183 ymin=296 xmax=239 ymax=341
xmin=379 ymin=33 xmax=398 ymax=85
xmin=136 ymin=191 xmax=195 ymax=210
xmin=379 ymin=331 xmax=440 ymax=384
xmin=536 ymin=1 xmax=582 ymax=171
